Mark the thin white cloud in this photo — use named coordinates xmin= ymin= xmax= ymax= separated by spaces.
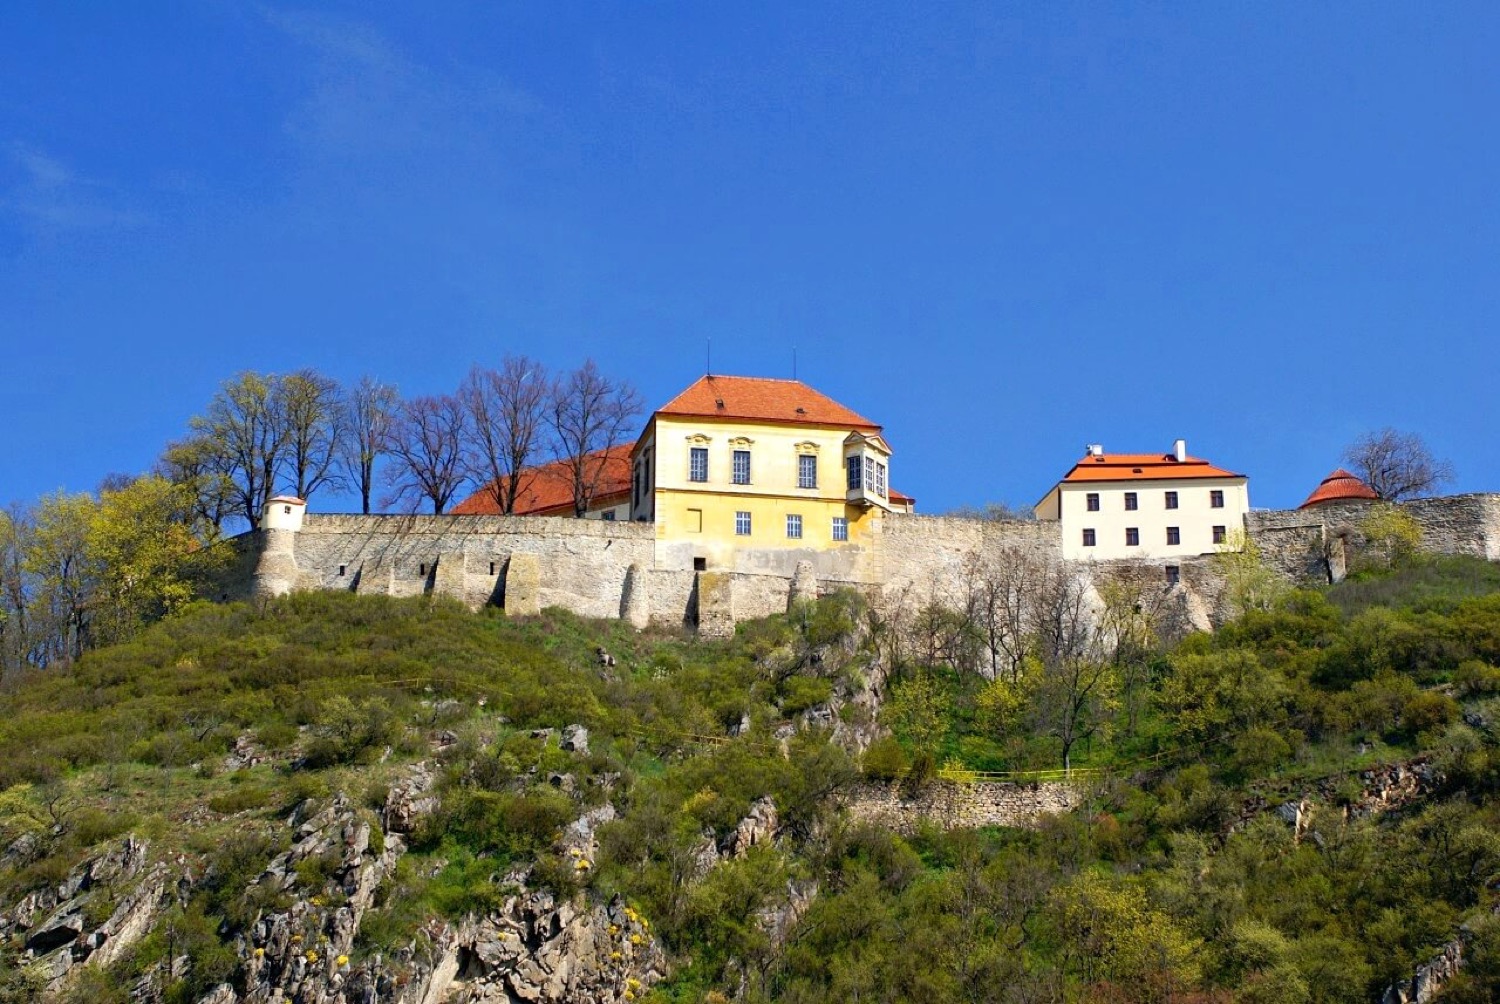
xmin=2 ymin=142 xmax=148 ymax=235
xmin=261 ymin=7 xmax=543 ymax=162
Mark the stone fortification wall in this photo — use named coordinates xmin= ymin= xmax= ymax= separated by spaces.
xmin=1247 ymin=494 xmax=1500 ymax=584
xmin=875 ymin=513 xmax=1062 ymax=606
xmin=240 ymin=494 xmax=1500 ymax=634
xmin=1403 ymin=494 xmax=1500 ymax=560
xmin=842 ymin=779 xmax=1082 ymax=833
xmin=254 ymin=514 xmax=659 ymax=622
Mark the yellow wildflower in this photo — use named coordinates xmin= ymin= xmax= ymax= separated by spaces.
xmin=306 ymin=950 xmax=319 ymax=963
xmin=336 ymin=955 xmax=349 ymax=967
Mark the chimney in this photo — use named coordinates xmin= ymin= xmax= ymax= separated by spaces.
xmin=1173 ymin=439 xmax=1187 ymax=463
xmin=1086 ymin=444 xmax=1104 ymax=458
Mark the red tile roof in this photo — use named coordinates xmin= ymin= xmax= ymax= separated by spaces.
xmin=1058 ymin=453 xmax=1244 ymax=484
xmin=889 ymin=488 xmax=915 ymax=505
xmin=656 ymin=375 xmax=880 ymax=430
xmin=451 ymin=446 xmax=632 ymax=516
xmin=1299 ymin=468 xmax=1379 ymax=508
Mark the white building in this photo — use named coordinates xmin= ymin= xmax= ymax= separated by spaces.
xmin=1034 ymin=441 xmax=1249 ymax=562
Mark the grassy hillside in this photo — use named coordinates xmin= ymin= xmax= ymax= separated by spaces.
xmin=4 ymin=558 xmax=1500 ymax=1002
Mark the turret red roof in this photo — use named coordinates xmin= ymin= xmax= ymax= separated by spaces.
xmin=1299 ymin=468 xmax=1380 ymax=508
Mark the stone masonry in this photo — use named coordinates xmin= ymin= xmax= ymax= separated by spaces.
xmin=238 ymin=494 xmax=1500 ymax=634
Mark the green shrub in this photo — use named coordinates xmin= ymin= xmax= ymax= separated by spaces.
xmin=207 ymin=786 xmax=273 ymax=815
xmin=861 ymin=737 xmax=910 ymax=781
xmin=779 ymin=676 xmax=833 ymax=715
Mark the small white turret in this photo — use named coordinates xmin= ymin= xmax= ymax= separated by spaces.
xmin=262 ymin=496 xmax=306 ymax=532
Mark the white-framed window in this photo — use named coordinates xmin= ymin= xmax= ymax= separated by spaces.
xmin=733 ymin=450 xmax=751 ymax=485
xmin=798 ymin=454 xmax=817 ymax=489
xmin=832 ymin=516 xmax=848 ymax=541
xmin=846 ymin=456 xmax=862 ymax=489
xmin=786 ymin=514 xmax=803 ymax=539
xmin=735 ymin=510 xmax=752 ymax=536
xmin=875 ymin=461 xmax=887 ymax=497
xmin=689 ymin=447 xmax=708 ymax=483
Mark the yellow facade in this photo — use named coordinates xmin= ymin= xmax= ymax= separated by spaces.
xmin=631 ymin=413 xmax=889 ymax=570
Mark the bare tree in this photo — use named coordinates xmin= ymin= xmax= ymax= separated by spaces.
xmin=459 ymin=357 xmax=550 ymax=514
xmin=189 ymin=371 xmax=288 ymax=530
xmin=1344 ymin=427 xmax=1454 ymax=501
xmin=1029 ymin=558 xmax=1113 ymax=776
xmin=383 ymin=394 xmax=469 ymax=514
xmin=548 ymin=360 xmax=643 ymax=517
xmin=340 ymin=376 xmax=399 ymax=515
xmin=964 ymin=545 xmax=1045 ymax=683
xmin=277 ymin=369 xmax=345 ymax=501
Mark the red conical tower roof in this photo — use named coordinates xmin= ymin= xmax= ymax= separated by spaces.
xmin=1299 ymin=468 xmax=1380 ymax=508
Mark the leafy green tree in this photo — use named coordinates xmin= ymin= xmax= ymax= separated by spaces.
xmin=190 ymin=371 xmax=288 ymax=530
xmin=277 ymin=368 xmax=345 ymax=501
xmin=24 ymin=490 xmax=97 ymax=663
xmin=86 ymin=476 xmax=224 ymax=646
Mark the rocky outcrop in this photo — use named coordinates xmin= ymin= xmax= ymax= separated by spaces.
xmin=439 ymin=886 xmax=665 ymax=1003
xmin=1247 ymin=757 xmax=1443 ymax=839
xmin=43 ymin=773 xmax=660 ymax=1004
xmin=0 ymin=835 xmax=172 ymax=992
xmin=1383 ymin=936 xmax=1465 ymax=1004
xmin=385 ymin=761 xmax=439 ymax=834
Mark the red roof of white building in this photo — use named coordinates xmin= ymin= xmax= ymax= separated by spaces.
xmin=1056 ymin=452 xmax=1244 ymax=484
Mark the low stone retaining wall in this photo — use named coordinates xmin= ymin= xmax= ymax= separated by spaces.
xmin=842 ymin=779 xmax=1083 ymax=832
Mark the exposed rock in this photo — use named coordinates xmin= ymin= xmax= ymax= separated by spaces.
xmin=726 ymin=796 xmax=778 ymax=858
xmin=560 ymin=724 xmax=590 ymax=756
xmin=1383 ymin=938 xmax=1465 ymax=1004
xmin=223 ymin=733 xmax=270 ymax=771
xmin=25 ymin=907 xmax=85 ymax=954
xmin=385 ymin=761 xmax=439 ymax=834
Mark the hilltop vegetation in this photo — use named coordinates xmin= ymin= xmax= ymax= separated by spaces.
xmin=4 ymin=556 xmax=1500 ymax=1002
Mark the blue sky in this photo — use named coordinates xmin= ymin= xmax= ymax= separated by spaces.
xmin=2 ymin=2 xmax=1496 ymax=513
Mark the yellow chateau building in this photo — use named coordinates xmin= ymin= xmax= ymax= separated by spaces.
xmin=629 ymin=375 xmax=912 ymax=571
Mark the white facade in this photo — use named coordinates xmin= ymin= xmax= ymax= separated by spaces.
xmin=1040 ymin=478 xmax=1249 ymax=561
xmin=1035 ymin=444 xmax=1250 ymax=562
